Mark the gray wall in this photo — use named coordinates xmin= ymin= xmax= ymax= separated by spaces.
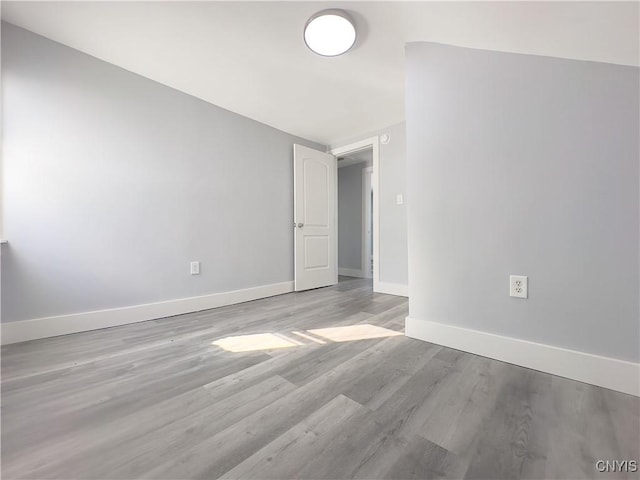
xmin=1 ymin=23 xmax=322 ymax=323
xmin=332 ymin=122 xmax=408 ymax=286
xmin=406 ymin=42 xmax=639 ymax=362
xmin=338 ymin=162 xmax=368 ymax=272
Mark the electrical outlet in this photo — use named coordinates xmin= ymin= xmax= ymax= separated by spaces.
xmin=190 ymin=261 xmax=200 ymax=275
xmin=510 ymin=275 xmax=528 ymax=298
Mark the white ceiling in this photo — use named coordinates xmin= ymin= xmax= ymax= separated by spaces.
xmin=2 ymin=1 xmax=638 ymax=145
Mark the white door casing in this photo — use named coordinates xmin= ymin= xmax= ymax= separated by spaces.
xmin=331 ymin=137 xmax=380 ymax=292
xmin=362 ymin=166 xmax=373 ymax=279
xmin=294 ymin=144 xmax=337 ymax=291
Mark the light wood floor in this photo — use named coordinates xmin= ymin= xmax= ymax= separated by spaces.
xmin=2 ymin=277 xmax=638 ymax=479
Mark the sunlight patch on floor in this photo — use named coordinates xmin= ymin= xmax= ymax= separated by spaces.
xmin=308 ymin=324 xmax=403 ymax=342
xmin=211 ymin=333 xmax=302 ymax=352
xmin=212 ymin=324 xmax=403 ymax=352
xmin=291 ymin=330 xmax=327 ymax=344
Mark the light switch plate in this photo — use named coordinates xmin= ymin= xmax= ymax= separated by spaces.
xmin=190 ymin=261 xmax=200 ymax=275
xmin=396 ymin=194 xmax=404 ymax=205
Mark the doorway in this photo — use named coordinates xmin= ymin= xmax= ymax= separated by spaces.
xmin=331 ymin=137 xmax=380 ymax=292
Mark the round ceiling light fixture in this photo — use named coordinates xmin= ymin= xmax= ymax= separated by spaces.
xmin=304 ymin=9 xmax=356 ymax=57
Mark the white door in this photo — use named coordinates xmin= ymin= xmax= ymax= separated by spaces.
xmin=294 ymin=144 xmax=337 ymax=291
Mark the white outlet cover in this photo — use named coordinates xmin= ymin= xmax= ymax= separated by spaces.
xmin=510 ymin=275 xmax=528 ymax=298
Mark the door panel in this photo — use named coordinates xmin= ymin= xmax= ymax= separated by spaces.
xmin=304 ymin=236 xmax=330 ymax=269
xmin=303 ymin=160 xmax=329 ymax=227
xmin=294 ymin=144 xmax=337 ymax=291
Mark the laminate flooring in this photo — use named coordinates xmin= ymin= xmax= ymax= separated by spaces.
xmin=1 ymin=277 xmax=638 ymax=479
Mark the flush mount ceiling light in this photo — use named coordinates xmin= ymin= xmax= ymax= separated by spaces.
xmin=304 ymin=9 xmax=356 ymax=57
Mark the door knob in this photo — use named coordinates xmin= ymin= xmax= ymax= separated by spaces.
xmin=297 ymin=223 xmax=304 ymax=228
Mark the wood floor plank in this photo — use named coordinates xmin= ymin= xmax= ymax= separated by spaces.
xmin=219 ymin=394 xmax=369 ymax=479
xmin=274 ymin=354 xmax=466 ymax=480
xmin=142 ymin=337 xmax=413 ymax=479
xmin=2 ymin=278 xmax=638 ymax=480
xmin=5 ymin=374 xmax=296 ymax=479
xmin=463 ymin=368 xmax=551 ymax=479
xmin=545 ymin=377 xmax=638 ymax=480
xmin=2 ymin=348 xmax=269 ymax=458
xmin=382 ymin=434 xmax=465 ymax=480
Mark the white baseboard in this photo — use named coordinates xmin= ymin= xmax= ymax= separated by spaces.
xmin=376 ymin=282 xmax=408 ymax=297
xmin=405 ymin=317 xmax=639 ymax=397
xmin=1 ymin=281 xmax=294 ymax=345
xmin=338 ymin=268 xmax=365 ymax=278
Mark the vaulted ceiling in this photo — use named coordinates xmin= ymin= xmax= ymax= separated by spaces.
xmin=3 ymin=1 xmax=638 ymax=144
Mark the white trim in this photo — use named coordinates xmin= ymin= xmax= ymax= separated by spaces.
xmin=377 ymin=282 xmax=408 ymax=297
xmin=405 ymin=317 xmax=640 ymax=397
xmin=338 ymin=158 xmax=366 ymax=169
xmin=338 ymin=268 xmax=365 ymax=278
xmin=362 ymin=167 xmax=373 ymax=279
xmin=1 ymin=281 xmax=294 ymax=345
xmin=331 ymin=137 xmax=380 ymax=292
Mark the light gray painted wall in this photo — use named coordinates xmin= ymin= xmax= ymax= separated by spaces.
xmin=406 ymin=42 xmax=639 ymax=362
xmin=1 ymin=23 xmax=323 ymax=323
xmin=332 ymin=122 xmax=408 ymax=286
xmin=338 ymin=162 xmax=369 ymax=272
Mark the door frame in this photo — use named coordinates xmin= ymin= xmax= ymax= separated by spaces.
xmin=362 ymin=166 xmax=373 ymax=279
xmin=331 ymin=137 xmax=380 ymax=292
